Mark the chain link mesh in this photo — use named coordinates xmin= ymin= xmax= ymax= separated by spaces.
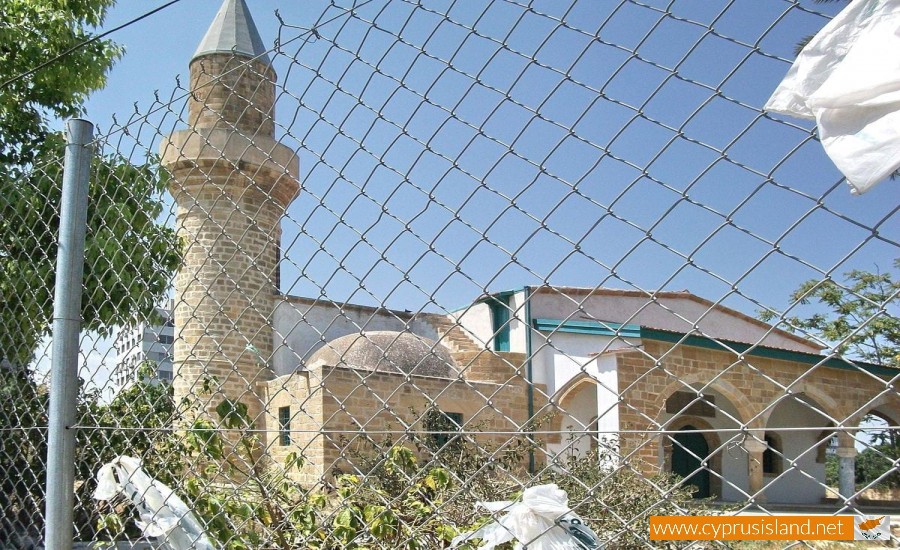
xmin=2 ymin=0 xmax=899 ymax=548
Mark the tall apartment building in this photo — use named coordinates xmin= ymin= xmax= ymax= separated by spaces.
xmin=112 ymin=300 xmax=175 ymax=389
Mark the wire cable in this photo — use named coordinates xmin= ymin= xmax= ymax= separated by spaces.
xmin=0 ymin=0 xmax=186 ymax=92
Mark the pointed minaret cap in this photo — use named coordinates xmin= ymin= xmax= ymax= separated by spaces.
xmin=192 ymin=0 xmax=271 ymax=65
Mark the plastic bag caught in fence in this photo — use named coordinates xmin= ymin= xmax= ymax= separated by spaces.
xmin=93 ymin=456 xmax=217 ymax=550
xmin=765 ymin=0 xmax=900 ymax=195
xmin=450 ymin=484 xmax=602 ymax=549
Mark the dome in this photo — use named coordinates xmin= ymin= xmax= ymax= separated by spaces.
xmin=306 ymin=331 xmax=458 ymax=378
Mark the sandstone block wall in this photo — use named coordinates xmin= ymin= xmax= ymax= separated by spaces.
xmin=615 ymin=339 xmax=900 ymax=474
xmin=263 ymin=348 xmax=542 ymax=484
xmin=170 ymin=169 xmax=287 ymax=427
xmin=166 ymin=48 xmax=298 ymax=435
xmin=189 ymin=54 xmax=276 ymax=136
xmin=317 ymin=364 xmax=532 ymax=476
xmin=264 ymin=372 xmax=326 ymax=486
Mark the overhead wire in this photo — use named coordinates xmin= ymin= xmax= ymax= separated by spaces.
xmin=0 ymin=0 xmax=186 ymax=92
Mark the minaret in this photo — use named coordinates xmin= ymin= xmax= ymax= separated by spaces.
xmin=161 ymin=0 xmax=299 ymax=427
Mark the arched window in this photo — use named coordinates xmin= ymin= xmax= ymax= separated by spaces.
xmin=816 ymin=429 xmax=835 ymax=464
xmin=763 ymin=433 xmax=783 ymax=475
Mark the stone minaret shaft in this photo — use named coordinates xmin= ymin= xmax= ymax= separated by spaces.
xmin=161 ymin=0 xmax=298 ymax=428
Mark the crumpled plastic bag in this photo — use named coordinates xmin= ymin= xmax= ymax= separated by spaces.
xmin=93 ymin=455 xmax=217 ymax=550
xmin=450 ymin=484 xmax=602 ymax=549
xmin=765 ymin=0 xmax=900 ymax=195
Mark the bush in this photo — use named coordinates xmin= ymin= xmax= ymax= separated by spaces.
xmin=537 ymin=440 xmax=714 ymax=550
xmin=91 ymin=397 xmax=716 ymax=548
xmin=826 ymin=445 xmax=900 ymax=493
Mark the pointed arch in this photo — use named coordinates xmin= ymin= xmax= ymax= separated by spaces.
xmin=757 ymin=381 xmax=842 ymax=428
xmin=652 ymin=374 xmax=755 ymax=429
xmin=845 ymin=392 xmax=900 ymax=428
xmin=555 ymin=373 xmax=600 ymax=409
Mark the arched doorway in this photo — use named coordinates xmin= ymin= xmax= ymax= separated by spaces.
xmin=659 ymin=385 xmax=737 ymax=500
xmin=672 ymin=426 xmax=710 ymax=498
xmin=762 ymin=393 xmax=835 ymax=504
xmin=849 ymin=405 xmax=900 ymax=503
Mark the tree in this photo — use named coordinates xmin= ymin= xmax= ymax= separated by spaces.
xmin=77 ymin=363 xmax=178 ymax=541
xmin=854 ymin=444 xmax=900 ymax=490
xmin=0 ymin=368 xmax=48 ymax=543
xmin=0 ymin=0 xmax=120 ymax=168
xmin=760 ymin=261 xmax=900 ymax=368
xmin=763 ymin=263 xmax=900 ymax=492
xmin=0 ymin=141 xmax=182 ymax=364
xmin=0 ymin=2 xmax=181 ymax=542
xmin=0 ymin=0 xmax=181 ymax=365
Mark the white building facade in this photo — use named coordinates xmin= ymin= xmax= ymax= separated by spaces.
xmin=446 ymin=286 xmax=894 ymax=505
xmin=112 ymin=300 xmax=175 ymax=389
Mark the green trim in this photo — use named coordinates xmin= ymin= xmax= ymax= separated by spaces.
xmin=490 ymin=295 xmax=511 ymax=352
xmin=532 ymin=318 xmax=642 ymax=339
xmin=640 ymin=328 xmax=896 ymax=377
xmin=448 ymin=287 xmax=528 ymax=313
xmin=524 ymin=287 xmax=535 ymax=475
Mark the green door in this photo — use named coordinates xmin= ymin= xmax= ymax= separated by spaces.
xmin=490 ymin=295 xmax=510 ymax=352
xmin=672 ymin=426 xmax=710 ymax=498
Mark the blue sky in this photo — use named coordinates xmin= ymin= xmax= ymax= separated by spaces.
xmin=77 ymin=0 xmax=897 ymax=326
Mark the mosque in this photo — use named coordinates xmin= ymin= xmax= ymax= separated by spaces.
xmin=161 ymin=0 xmax=898 ymax=504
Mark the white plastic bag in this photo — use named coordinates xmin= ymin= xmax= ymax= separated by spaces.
xmin=765 ymin=0 xmax=900 ymax=195
xmin=93 ymin=455 xmax=217 ymax=550
xmin=450 ymin=484 xmax=601 ymax=549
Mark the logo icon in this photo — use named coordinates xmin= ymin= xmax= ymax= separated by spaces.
xmin=855 ymin=515 xmax=890 ymax=541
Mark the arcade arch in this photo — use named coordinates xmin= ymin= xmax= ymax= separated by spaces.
xmin=762 ymin=393 xmax=835 ymax=504
xmin=656 ymin=382 xmax=748 ymax=501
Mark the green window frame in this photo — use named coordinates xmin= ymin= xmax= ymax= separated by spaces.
xmin=278 ymin=406 xmax=291 ymax=446
xmin=490 ymin=295 xmax=511 ymax=352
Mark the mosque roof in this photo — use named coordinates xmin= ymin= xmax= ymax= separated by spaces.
xmin=193 ymin=0 xmax=271 ymax=65
xmin=306 ymin=331 xmax=459 ymax=378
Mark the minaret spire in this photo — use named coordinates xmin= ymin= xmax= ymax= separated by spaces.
xmin=185 ymin=0 xmax=277 ymax=136
xmin=194 ymin=0 xmax=271 ymax=64
xmin=161 ymin=0 xmax=299 ymax=436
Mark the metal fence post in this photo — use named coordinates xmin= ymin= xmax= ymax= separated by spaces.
xmin=45 ymin=118 xmax=93 ymax=549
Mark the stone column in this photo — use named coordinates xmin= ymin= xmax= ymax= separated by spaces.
xmin=836 ymin=445 xmax=857 ymax=503
xmin=744 ymin=438 xmax=768 ymax=503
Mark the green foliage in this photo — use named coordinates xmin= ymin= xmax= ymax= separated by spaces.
xmin=0 ymin=137 xmax=182 ymax=364
xmin=854 ymin=445 xmax=900 ymax=490
xmin=0 ymin=0 xmax=121 ymax=168
xmin=760 ymin=261 xmax=900 ymax=367
xmin=867 ymin=424 xmax=899 ymax=448
xmin=79 ymin=365 xmax=179 ymax=541
xmin=0 ymin=0 xmax=181 ymax=366
xmin=0 ymin=369 xmax=48 ymax=541
xmin=93 ymin=363 xmax=176 ymax=462
xmin=0 ymin=364 xmax=177 ymax=542
xmin=825 ymin=445 xmax=900 ymax=495
xmin=825 ymin=454 xmax=839 ymax=488
xmin=536 ymin=439 xmax=712 ymax=550
xmin=164 ymin=396 xmax=320 ymax=549
xmin=78 ymin=389 xmax=704 ymax=549
xmin=321 ymin=448 xmax=457 ymax=550
xmin=421 ymin=408 xmax=463 ymax=455
xmin=86 ymin=395 xmax=706 ymax=548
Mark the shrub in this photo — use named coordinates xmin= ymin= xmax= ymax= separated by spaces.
xmin=94 ymin=400 xmax=718 ymax=548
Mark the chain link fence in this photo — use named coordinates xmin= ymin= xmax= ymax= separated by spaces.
xmin=2 ymin=0 xmax=899 ymax=547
